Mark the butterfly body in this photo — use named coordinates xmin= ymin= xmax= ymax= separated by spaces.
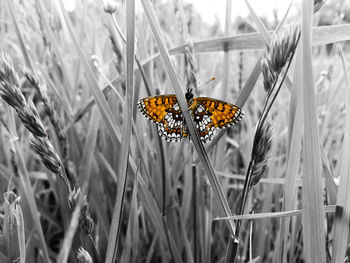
xmin=137 ymin=90 xmax=243 ymax=143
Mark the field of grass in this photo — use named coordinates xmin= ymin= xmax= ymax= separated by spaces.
xmin=0 ymin=0 xmax=350 ymax=262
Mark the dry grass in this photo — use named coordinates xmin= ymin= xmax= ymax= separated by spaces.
xmin=0 ymin=0 xmax=349 ymax=262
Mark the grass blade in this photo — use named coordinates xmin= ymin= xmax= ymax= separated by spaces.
xmin=35 ymin=0 xmax=74 ymax=106
xmin=75 ymin=25 xmax=350 ymax=123
xmin=320 ymin=146 xmax=337 ymax=205
xmin=235 ymin=56 xmax=262 ymax=108
xmin=301 ymin=1 xmax=326 ymax=261
xmin=14 ymin=143 xmax=50 ymax=262
xmin=138 ymin=172 xmax=183 ymax=262
xmin=215 ymin=0 xmax=232 ymax=173
xmin=236 ymin=1 xmax=293 ymax=109
xmin=56 ymin=193 xmax=83 ymax=263
xmin=5 ymin=110 xmax=50 ymax=262
xmin=140 ymin=0 xmax=237 ymax=237
xmin=244 ymin=0 xmax=292 ymax=44
xmin=105 ymin=0 xmax=135 ymax=262
xmin=141 ymin=24 xmax=350 ymax=63
xmin=3 ymin=192 xmax=21 ymax=261
xmin=56 ymin=0 xmax=121 ymax=145
xmin=13 ymin=197 xmax=25 ymax=263
xmin=279 ymin=45 xmax=303 ymax=263
xmin=331 ymin=45 xmax=350 ymax=263
xmin=215 ymin=205 xmax=336 ymax=221
xmin=220 ymin=1 xmax=234 ymax=261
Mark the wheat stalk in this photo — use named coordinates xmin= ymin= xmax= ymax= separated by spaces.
xmin=25 ymin=72 xmax=68 ymax=162
xmin=0 ymin=51 xmax=71 ymax=192
xmin=236 ymin=25 xmax=299 ymax=239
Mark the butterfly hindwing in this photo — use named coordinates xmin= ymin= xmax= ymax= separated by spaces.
xmin=157 ymin=103 xmax=183 ymax=142
xmin=192 ymin=97 xmax=243 ymax=128
xmin=189 ymin=104 xmax=215 ymax=143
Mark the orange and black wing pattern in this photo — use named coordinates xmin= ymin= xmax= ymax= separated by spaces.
xmin=137 ymin=95 xmax=178 ymax=124
xmin=192 ymin=97 xmax=243 ymax=129
xmin=138 ymin=95 xmax=243 ymax=143
xmin=188 ymin=103 xmax=215 ymax=143
xmin=137 ymin=95 xmax=184 ymax=142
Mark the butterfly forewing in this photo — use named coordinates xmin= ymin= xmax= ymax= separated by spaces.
xmin=192 ymin=97 xmax=243 ymax=128
xmin=137 ymin=95 xmax=178 ymax=124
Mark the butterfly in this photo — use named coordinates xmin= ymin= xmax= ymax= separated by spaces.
xmin=137 ymin=89 xmax=243 ymax=143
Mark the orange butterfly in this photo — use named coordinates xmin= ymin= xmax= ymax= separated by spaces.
xmin=137 ymin=89 xmax=243 ymax=143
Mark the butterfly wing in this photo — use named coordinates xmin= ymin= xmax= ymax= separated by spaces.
xmin=137 ymin=95 xmax=183 ymax=142
xmin=137 ymin=95 xmax=178 ymax=123
xmin=138 ymin=95 xmax=243 ymax=143
xmin=189 ymin=103 xmax=215 ymax=143
xmin=192 ymin=97 xmax=243 ymax=129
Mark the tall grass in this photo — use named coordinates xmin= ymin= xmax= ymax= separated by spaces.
xmin=0 ymin=0 xmax=350 ymax=262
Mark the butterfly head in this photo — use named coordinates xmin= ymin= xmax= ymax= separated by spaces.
xmin=185 ymin=88 xmax=194 ymax=102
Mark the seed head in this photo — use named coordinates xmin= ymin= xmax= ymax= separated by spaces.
xmin=314 ymin=0 xmax=326 ymax=13
xmin=68 ymin=188 xmax=94 ymax=235
xmin=17 ymin=100 xmax=47 ymax=138
xmin=103 ymin=0 xmax=118 ymax=14
xmin=66 ymin=161 xmax=78 ymax=186
xmin=0 ymin=52 xmax=19 ymax=87
xmin=0 ymin=54 xmax=25 ymax=110
xmin=261 ymin=57 xmax=276 ymax=94
xmin=184 ymin=46 xmax=198 ymax=94
xmin=30 ymin=135 xmax=61 ymax=174
xmin=25 ymin=71 xmax=68 ymax=160
xmin=76 ymin=247 xmax=93 ymax=263
xmin=265 ymin=25 xmax=300 ymax=74
xmin=0 ymin=81 xmax=26 ymax=110
xmin=0 ymin=53 xmax=47 ymax=138
xmin=68 ymin=187 xmax=81 ymax=209
xmin=80 ymin=197 xmax=94 ymax=235
xmin=250 ymin=120 xmax=272 ymax=188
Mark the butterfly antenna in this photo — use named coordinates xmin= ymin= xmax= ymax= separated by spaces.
xmin=198 ymin=77 xmax=215 ymax=89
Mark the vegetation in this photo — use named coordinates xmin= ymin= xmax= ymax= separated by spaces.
xmin=0 ymin=0 xmax=349 ymax=262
